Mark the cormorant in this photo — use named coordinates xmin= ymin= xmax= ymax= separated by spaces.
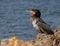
xmin=27 ymin=9 xmax=54 ymax=34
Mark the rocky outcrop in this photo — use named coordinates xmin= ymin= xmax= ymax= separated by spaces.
xmin=1 ymin=26 xmax=60 ymax=46
xmin=1 ymin=37 xmax=34 ymax=46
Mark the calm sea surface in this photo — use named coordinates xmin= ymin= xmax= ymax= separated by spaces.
xmin=0 ymin=0 xmax=60 ymax=40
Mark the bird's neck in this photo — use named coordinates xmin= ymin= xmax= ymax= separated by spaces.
xmin=30 ymin=15 xmax=40 ymax=22
xmin=33 ymin=14 xmax=40 ymax=18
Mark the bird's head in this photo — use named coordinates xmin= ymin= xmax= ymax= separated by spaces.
xmin=26 ymin=9 xmax=41 ymax=18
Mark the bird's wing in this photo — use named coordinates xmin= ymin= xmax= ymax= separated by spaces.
xmin=36 ymin=18 xmax=53 ymax=33
xmin=38 ymin=18 xmax=50 ymax=26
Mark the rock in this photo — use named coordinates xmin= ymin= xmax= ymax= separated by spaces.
xmin=1 ymin=26 xmax=60 ymax=46
xmin=1 ymin=37 xmax=34 ymax=46
xmin=34 ymin=34 xmax=54 ymax=46
xmin=54 ymin=26 xmax=60 ymax=40
xmin=54 ymin=26 xmax=60 ymax=46
xmin=1 ymin=38 xmax=9 ymax=46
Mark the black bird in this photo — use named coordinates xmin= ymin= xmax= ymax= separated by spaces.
xmin=27 ymin=9 xmax=54 ymax=34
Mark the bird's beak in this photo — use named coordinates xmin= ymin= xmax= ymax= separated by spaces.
xmin=26 ymin=10 xmax=35 ymax=14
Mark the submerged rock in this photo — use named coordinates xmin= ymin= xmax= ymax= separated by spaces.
xmin=1 ymin=26 xmax=60 ymax=46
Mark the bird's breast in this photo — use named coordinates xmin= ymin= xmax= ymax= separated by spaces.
xmin=32 ymin=20 xmax=39 ymax=30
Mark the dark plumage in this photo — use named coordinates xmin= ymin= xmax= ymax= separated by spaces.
xmin=27 ymin=9 xmax=54 ymax=34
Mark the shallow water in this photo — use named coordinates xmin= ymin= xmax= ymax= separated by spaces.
xmin=0 ymin=0 xmax=60 ymax=40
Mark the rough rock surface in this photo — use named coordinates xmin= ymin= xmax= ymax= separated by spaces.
xmin=0 ymin=26 xmax=60 ymax=46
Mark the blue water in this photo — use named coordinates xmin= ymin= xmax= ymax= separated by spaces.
xmin=0 ymin=0 xmax=60 ymax=40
